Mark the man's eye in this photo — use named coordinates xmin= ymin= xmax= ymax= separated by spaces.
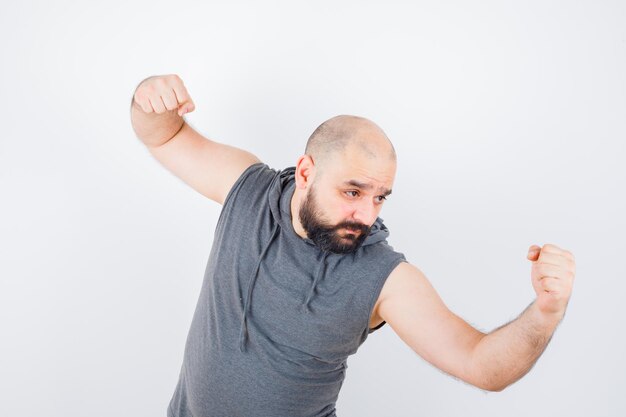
xmin=377 ymin=196 xmax=387 ymax=202
xmin=345 ymin=190 xmax=359 ymax=198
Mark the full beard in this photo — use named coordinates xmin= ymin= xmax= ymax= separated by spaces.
xmin=298 ymin=185 xmax=371 ymax=254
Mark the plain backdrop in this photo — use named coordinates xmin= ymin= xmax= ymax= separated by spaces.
xmin=1 ymin=1 xmax=624 ymax=416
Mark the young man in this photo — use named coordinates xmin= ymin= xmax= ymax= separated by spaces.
xmin=130 ymin=74 xmax=576 ymax=417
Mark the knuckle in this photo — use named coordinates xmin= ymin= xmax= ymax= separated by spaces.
xmin=143 ymin=84 xmax=156 ymax=95
xmin=544 ymin=243 xmax=559 ymax=252
xmin=136 ymin=102 xmax=148 ymax=113
xmin=136 ymin=100 xmax=148 ymax=112
xmin=167 ymin=74 xmax=181 ymax=83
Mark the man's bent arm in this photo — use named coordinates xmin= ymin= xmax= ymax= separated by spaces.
xmin=470 ymin=300 xmax=561 ymax=392
xmin=470 ymin=243 xmax=576 ymax=392
xmin=371 ymin=245 xmax=574 ymax=392
xmin=128 ymin=74 xmax=262 ymax=204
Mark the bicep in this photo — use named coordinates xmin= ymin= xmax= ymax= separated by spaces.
xmin=377 ymin=262 xmax=485 ymax=386
xmin=147 ymin=121 xmax=261 ymax=204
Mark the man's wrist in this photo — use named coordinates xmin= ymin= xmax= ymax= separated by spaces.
xmin=528 ymin=300 xmax=562 ymax=331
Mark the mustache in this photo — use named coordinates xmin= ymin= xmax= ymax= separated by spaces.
xmin=332 ymin=221 xmax=370 ymax=234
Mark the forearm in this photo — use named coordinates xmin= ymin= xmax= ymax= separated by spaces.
xmin=471 ymin=300 xmax=562 ymax=391
xmin=129 ymin=78 xmax=185 ymax=147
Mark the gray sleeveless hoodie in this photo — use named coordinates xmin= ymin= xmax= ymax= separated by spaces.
xmin=168 ymin=162 xmax=407 ymax=417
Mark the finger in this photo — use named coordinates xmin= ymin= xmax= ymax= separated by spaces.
xmin=535 ymin=252 xmax=574 ymax=269
xmin=173 ymin=86 xmax=195 ymax=115
xmin=563 ymin=250 xmax=575 ymax=262
xmin=528 ymin=244 xmax=541 ymax=253
xmin=178 ymin=100 xmax=195 ymax=116
xmin=176 ymin=99 xmax=189 ymax=116
xmin=539 ymin=276 xmax=561 ymax=292
xmin=533 ymin=263 xmax=566 ymax=280
xmin=133 ymin=91 xmax=154 ymax=113
xmin=532 ymin=264 xmax=576 ymax=284
xmin=160 ymin=88 xmax=179 ymax=111
xmin=172 ymin=83 xmax=192 ymax=106
xmin=527 ymin=245 xmax=541 ymax=260
xmin=136 ymin=97 xmax=154 ymax=113
xmin=539 ymin=243 xmax=564 ymax=257
xmin=149 ymin=96 xmax=167 ymax=114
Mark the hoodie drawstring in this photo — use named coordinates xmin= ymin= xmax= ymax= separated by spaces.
xmin=238 ymin=222 xmax=280 ymax=352
xmin=237 ymin=229 xmax=330 ymax=352
xmin=236 ymin=166 xmax=389 ymax=353
xmin=302 ymin=251 xmax=329 ymax=312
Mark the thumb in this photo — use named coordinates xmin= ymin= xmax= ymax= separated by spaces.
xmin=527 ymin=244 xmax=541 ymax=261
xmin=177 ymin=101 xmax=195 ymax=116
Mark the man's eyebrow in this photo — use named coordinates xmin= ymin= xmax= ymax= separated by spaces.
xmin=343 ymin=180 xmax=392 ymax=196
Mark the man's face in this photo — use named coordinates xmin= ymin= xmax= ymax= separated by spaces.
xmin=298 ymin=147 xmax=396 ymax=254
xmin=298 ymin=182 xmax=371 ymax=254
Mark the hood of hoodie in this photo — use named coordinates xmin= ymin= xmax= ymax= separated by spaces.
xmin=238 ymin=165 xmax=391 ymax=352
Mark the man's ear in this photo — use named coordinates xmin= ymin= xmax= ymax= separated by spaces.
xmin=295 ymin=155 xmax=316 ymax=190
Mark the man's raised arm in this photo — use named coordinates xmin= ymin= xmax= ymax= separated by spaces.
xmin=469 ymin=244 xmax=576 ymax=391
xmin=130 ymin=74 xmax=261 ymax=204
xmin=377 ymin=243 xmax=576 ymax=392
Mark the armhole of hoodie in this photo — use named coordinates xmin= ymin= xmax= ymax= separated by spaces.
xmin=216 ymin=161 xmax=268 ymax=227
xmin=366 ymin=253 xmax=408 ymax=334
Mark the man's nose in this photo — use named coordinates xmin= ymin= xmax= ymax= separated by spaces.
xmin=352 ymin=200 xmax=377 ymax=225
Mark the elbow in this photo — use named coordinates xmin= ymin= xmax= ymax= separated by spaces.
xmin=474 ymin=378 xmax=509 ymax=392
xmin=468 ymin=337 xmax=510 ymax=392
xmin=484 ymin=383 xmax=508 ymax=392
xmin=470 ymin=370 xmax=510 ymax=392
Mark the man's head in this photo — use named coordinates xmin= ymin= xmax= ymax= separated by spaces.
xmin=292 ymin=114 xmax=397 ymax=254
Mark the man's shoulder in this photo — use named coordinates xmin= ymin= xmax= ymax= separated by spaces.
xmin=360 ymin=236 xmax=406 ymax=262
xmin=222 ymin=162 xmax=279 ymax=206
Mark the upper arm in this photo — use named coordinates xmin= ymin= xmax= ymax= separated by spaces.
xmin=377 ymin=262 xmax=486 ymax=388
xmin=146 ymin=121 xmax=262 ymax=205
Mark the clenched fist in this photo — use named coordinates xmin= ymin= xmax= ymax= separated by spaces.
xmin=133 ymin=74 xmax=196 ymax=117
xmin=527 ymin=243 xmax=576 ymax=320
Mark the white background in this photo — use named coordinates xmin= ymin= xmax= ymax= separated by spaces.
xmin=1 ymin=1 xmax=624 ymax=416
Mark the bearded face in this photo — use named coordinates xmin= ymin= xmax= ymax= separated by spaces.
xmin=298 ymin=182 xmax=371 ymax=254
